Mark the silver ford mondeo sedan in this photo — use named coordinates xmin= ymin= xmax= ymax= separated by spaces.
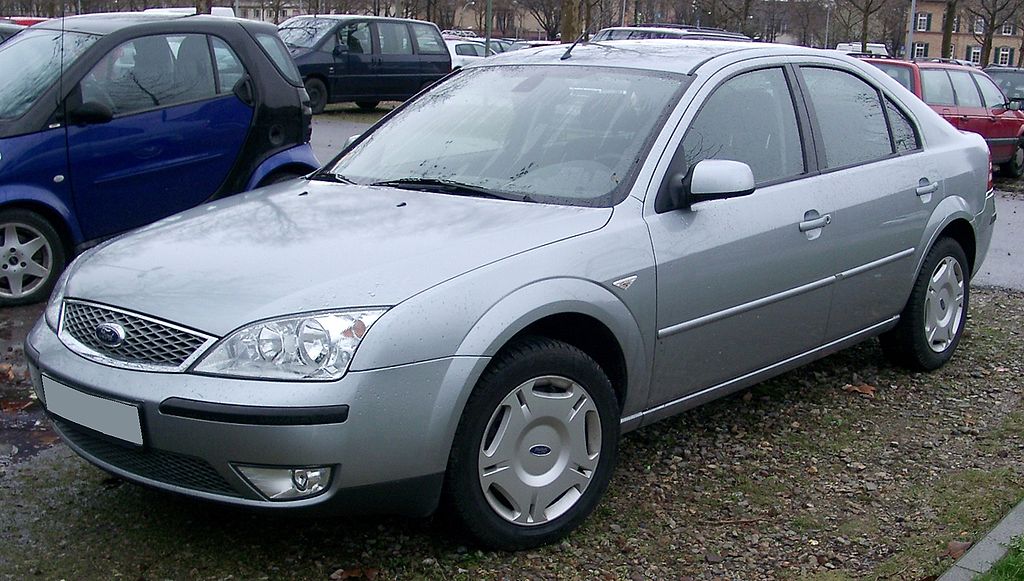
xmin=27 ymin=39 xmax=995 ymax=549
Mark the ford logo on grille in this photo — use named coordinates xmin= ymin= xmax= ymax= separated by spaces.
xmin=529 ymin=444 xmax=552 ymax=457
xmin=94 ymin=322 xmax=126 ymax=348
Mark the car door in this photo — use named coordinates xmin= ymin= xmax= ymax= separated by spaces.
xmin=372 ymin=21 xmax=419 ymax=99
xmin=644 ymin=64 xmax=836 ymax=408
xmin=795 ymin=64 xmax=935 ymax=340
xmin=332 ymin=21 xmax=377 ymax=100
xmin=65 ymin=34 xmax=254 ymax=241
xmin=973 ymin=71 xmax=1022 ymax=163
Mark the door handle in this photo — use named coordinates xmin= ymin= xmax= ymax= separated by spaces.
xmin=916 ymin=181 xmax=939 ymax=196
xmin=799 ymin=214 xmax=831 ymax=232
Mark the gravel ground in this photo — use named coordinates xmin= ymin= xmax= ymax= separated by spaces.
xmin=0 ymin=287 xmax=1022 ymax=580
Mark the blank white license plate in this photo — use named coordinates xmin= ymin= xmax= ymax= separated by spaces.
xmin=42 ymin=376 xmax=143 ymax=446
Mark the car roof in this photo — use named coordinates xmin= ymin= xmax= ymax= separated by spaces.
xmin=281 ymin=14 xmax=436 ymax=25
xmin=488 ymin=39 xmax=815 ymax=75
xmin=861 ymin=56 xmax=978 ymax=72
xmin=597 ymin=25 xmax=749 ymax=39
xmin=33 ymin=12 xmax=264 ymax=35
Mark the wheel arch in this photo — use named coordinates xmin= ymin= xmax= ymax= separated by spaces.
xmin=0 ymin=191 xmax=82 ymax=254
xmin=915 ymin=195 xmax=977 ymax=280
xmin=244 ymin=144 xmax=320 ymax=190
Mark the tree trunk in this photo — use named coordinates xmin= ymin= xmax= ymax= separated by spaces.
xmin=941 ymin=0 xmax=957 ymax=57
xmin=195 ymin=0 xmax=212 ymax=14
xmin=560 ymin=0 xmax=578 ymax=41
xmin=860 ymin=8 xmax=870 ymax=52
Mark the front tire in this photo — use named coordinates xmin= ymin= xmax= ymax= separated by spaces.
xmin=0 ymin=209 xmax=66 ymax=306
xmin=304 ymin=78 xmax=327 ymax=115
xmin=445 ymin=337 xmax=619 ymax=549
xmin=880 ymin=237 xmax=969 ymax=370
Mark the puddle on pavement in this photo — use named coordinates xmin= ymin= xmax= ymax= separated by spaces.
xmin=0 ymin=303 xmax=58 ymax=465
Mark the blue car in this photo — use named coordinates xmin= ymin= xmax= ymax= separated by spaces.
xmin=0 ymin=13 xmax=319 ymax=305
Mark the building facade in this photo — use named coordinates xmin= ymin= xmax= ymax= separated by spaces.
xmin=908 ymin=0 xmax=1022 ymax=66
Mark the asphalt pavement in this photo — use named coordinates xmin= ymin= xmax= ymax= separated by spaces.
xmin=973 ymin=191 xmax=1023 ymax=290
xmin=310 ymin=112 xmax=376 ymax=163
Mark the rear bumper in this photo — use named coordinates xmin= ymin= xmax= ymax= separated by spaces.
xmin=971 ymin=189 xmax=997 ymax=277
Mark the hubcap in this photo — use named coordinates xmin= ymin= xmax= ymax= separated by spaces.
xmin=478 ymin=375 xmax=602 ymax=526
xmin=924 ymin=256 xmax=965 ymax=353
xmin=0 ymin=223 xmax=52 ymax=299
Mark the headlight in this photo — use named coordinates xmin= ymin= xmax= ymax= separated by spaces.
xmin=192 ymin=309 xmax=386 ymax=380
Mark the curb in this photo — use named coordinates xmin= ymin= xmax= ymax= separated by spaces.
xmin=939 ymin=498 xmax=1024 ymax=580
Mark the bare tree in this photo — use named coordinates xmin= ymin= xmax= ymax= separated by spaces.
xmin=523 ymin=0 xmax=561 ymax=38
xmin=847 ymin=0 xmax=888 ymax=51
xmin=966 ymin=0 xmax=1024 ymax=65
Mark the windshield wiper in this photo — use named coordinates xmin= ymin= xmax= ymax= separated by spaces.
xmin=308 ymin=172 xmax=354 ymax=184
xmin=370 ymin=177 xmax=528 ymax=201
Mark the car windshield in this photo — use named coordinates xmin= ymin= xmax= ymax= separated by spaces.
xmin=330 ymin=65 xmax=687 ymax=207
xmin=0 ymin=29 xmax=98 ymax=120
xmin=277 ymin=17 xmax=336 ymax=49
xmin=988 ymin=70 xmax=1024 ymax=99
xmin=872 ymin=62 xmax=914 ymax=92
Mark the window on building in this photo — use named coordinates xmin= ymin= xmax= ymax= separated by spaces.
xmin=913 ymin=42 xmax=928 ymax=58
xmin=969 ymin=45 xmax=982 ymax=64
xmin=1002 ymin=22 xmax=1015 ymax=35
xmin=974 ymin=17 xmax=985 ymax=34
xmin=952 ymin=16 xmax=960 ymax=33
xmin=998 ymin=46 xmax=1013 ymax=65
xmin=916 ymin=12 xmax=931 ymax=32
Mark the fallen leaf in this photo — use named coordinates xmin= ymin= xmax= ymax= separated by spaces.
xmin=842 ymin=383 xmax=877 ymax=398
xmin=0 ymin=398 xmax=35 ymax=414
xmin=742 ymin=391 xmax=753 ymax=403
xmin=943 ymin=540 xmax=972 ymax=560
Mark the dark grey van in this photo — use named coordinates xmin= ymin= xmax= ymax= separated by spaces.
xmin=278 ymin=15 xmax=451 ymax=113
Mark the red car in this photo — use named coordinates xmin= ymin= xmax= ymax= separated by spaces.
xmin=863 ymin=57 xmax=1024 ymax=176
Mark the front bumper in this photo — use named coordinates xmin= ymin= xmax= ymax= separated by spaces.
xmin=26 ymin=316 xmax=489 ymax=516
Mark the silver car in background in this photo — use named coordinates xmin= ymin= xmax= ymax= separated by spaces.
xmin=27 ymin=39 xmax=995 ymax=549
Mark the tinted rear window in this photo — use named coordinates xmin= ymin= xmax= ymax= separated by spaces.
xmin=988 ymin=70 xmax=1024 ymax=99
xmin=254 ymin=31 xmax=302 ymax=86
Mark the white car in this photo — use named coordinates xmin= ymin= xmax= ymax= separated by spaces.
xmin=445 ymin=39 xmax=494 ymax=69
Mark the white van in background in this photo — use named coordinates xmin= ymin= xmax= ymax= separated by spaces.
xmin=835 ymin=42 xmax=889 ymax=55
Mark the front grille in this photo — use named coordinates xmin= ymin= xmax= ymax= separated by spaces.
xmin=52 ymin=417 xmax=240 ymax=497
xmin=60 ymin=301 xmax=212 ymax=370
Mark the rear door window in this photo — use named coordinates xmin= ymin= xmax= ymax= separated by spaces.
xmin=339 ymin=22 xmax=371 ymax=54
xmin=800 ymin=66 xmax=891 ymax=168
xmin=885 ymin=98 xmax=920 ymax=153
xmin=410 ymin=23 xmax=446 ymax=55
xmin=920 ymin=69 xmax=956 ymax=106
xmin=376 ymin=22 xmax=413 ymax=55
xmin=948 ymin=70 xmax=983 ymax=107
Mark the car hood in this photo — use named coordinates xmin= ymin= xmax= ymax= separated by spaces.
xmin=65 ymin=180 xmax=612 ymax=336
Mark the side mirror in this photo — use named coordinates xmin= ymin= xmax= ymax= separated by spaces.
xmin=1008 ymin=98 xmax=1023 ymax=111
xmin=333 ymin=44 xmax=348 ymax=58
xmin=346 ymin=133 xmax=361 ymax=147
xmin=656 ymin=159 xmax=756 ymax=212
xmin=66 ymin=101 xmax=113 ymax=126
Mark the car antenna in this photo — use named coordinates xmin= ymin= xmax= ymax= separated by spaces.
xmin=560 ymin=31 xmax=587 ymax=60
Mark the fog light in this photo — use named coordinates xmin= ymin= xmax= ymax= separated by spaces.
xmin=235 ymin=465 xmax=332 ymax=500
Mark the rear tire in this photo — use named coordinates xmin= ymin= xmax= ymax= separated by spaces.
xmin=880 ymin=237 xmax=969 ymax=371
xmin=304 ymin=78 xmax=327 ymax=115
xmin=0 ymin=209 xmax=66 ymax=306
xmin=355 ymin=101 xmax=379 ymax=111
xmin=1001 ymin=140 xmax=1024 ymax=178
xmin=445 ymin=337 xmax=619 ymax=550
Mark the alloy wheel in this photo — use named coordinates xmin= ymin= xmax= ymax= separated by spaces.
xmin=0 ymin=222 xmax=53 ymax=299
